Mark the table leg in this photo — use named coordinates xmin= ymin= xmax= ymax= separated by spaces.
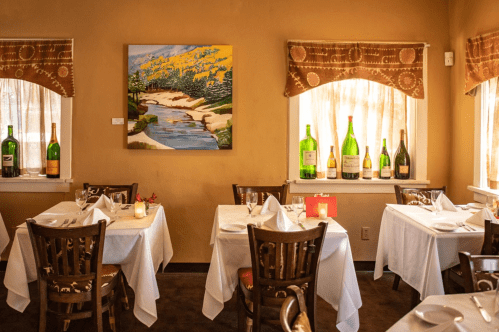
xmin=410 ymin=287 xmax=421 ymax=309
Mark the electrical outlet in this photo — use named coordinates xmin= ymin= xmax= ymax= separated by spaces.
xmin=361 ymin=227 xmax=370 ymax=240
xmin=112 ymin=118 xmax=124 ymax=125
xmin=445 ymin=52 xmax=454 ymax=66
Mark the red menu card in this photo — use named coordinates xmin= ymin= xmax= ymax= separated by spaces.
xmin=305 ymin=196 xmax=337 ymax=218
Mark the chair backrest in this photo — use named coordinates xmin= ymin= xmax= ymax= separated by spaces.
xmin=84 ymin=183 xmax=138 ymax=204
xmin=394 ymin=185 xmax=447 ymax=205
xmin=482 ymin=219 xmax=499 ymax=255
xmin=280 ymin=285 xmax=312 ymax=332
xmin=247 ymin=222 xmax=327 ymax=301
xmin=232 ymin=184 xmax=288 ymax=205
xmin=26 ymin=219 xmax=106 ymax=293
xmin=458 ymin=251 xmax=499 ymax=293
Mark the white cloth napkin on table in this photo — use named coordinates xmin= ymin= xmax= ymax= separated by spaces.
xmin=260 ymin=195 xmax=285 ymax=215
xmin=81 ymin=208 xmax=110 ymax=226
xmin=466 ymin=208 xmax=496 ymax=227
xmin=263 ymin=210 xmax=302 ymax=232
xmin=87 ymin=194 xmax=112 ymax=212
xmin=437 ymin=193 xmax=458 ymax=212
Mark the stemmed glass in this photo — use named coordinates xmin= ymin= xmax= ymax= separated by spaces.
xmin=75 ymin=189 xmax=87 ymax=215
xmin=292 ymin=196 xmax=305 ymax=222
xmin=110 ymin=192 xmax=123 ymax=218
xmin=246 ymin=192 xmax=258 ymax=218
xmin=431 ymin=190 xmax=443 ymax=215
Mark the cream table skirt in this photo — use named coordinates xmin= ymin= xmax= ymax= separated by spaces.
xmin=4 ymin=201 xmax=173 ymax=327
xmin=0 ymin=212 xmax=9 ymax=256
xmin=202 ymin=205 xmax=362 ymax=332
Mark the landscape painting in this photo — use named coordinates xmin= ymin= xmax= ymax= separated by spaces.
xmin=127 ymin=45 xmax=233 ymax=150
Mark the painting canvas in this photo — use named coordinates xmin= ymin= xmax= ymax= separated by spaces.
xmin=127 ymin=45 xmax=233 ymax=150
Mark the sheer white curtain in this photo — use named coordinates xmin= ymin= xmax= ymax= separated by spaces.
xmin=483 ymin=77 xmax=499 ymax=189
xmin=0 ymin=79 xmax=61 ymax=174
xmin=299 ymin=79 xmax=408 ymax=178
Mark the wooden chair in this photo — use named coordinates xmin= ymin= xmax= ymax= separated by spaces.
xmin=280 ymin=285 xmax=312 ymax=332
xmin=84 ymin=183 xmax=138 ymax=204
xmin=237 ymin=222 xmax=327 ymax=332
xmin=232 ymin=184 xmax=288 ymax=205
xmin=26 ymin=219 xmax=123 ymax=332
xmin=458 ymin=251 xmax=499 ymax=293
xmin=392 ymin=185 xmax=448 ymax=291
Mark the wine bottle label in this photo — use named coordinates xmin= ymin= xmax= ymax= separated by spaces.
xmin=363 ymin=168 xmax=372 ymax=178
xmin=303 ymin=151 xmax=317 ymax=166
xmin=2 ymin=155 xmax=13 ymax=167
xmin=342 ymin=155 xmax=359 ymax=173
xmin=399 ymin=165 xmax=409 ymax=174
xmin=46 ymin=160 xmax=60 ymax=175
xmin=327 ymin=168 xmax=337 ymax=178
xmin=381 ymin=167 xmax=391 ymax=177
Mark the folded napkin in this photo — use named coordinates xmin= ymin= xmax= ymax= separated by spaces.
xmin=466 ymin=208 xmax=496 ymax=227
xmin=260 ymin=195 xmax=284 ymax=215
xmin=81 ymin=208 xmax=110 ymax=226
xmin=437 ymin=194 xmax=458 ymax=212
xmin=87 ymin=194 xmax=112 ymax=212
xmin=263 ymin=210 xmax=302 ymax=232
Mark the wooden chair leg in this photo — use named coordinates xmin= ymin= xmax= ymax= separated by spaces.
xmin=38 ymin=284 xmax=48 ymax=332
xmin=63 ymin=303 xmax=73 ymax=332
xmin=237 ymin=286 xmax=247 ymax=332
xmin=307 ymin=286 xmax=317 ymax=332
xmin=410 ymin=287 xmax=421 ymax=309
xmin=252 ymin=301 xmax=260 ymax=332
xmin=119 ymin=273 xmax=130 ymax=310
xmin=392 ymin=274 xmax=401 ymax=290
xmin=109 ymin=292 xmax=117 ymax=332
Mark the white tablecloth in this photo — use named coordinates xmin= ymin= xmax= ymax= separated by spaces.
xmin=202 ymin=205 xmax=362 ymax=332
xmin=374 ymin=205 xmax=485 ymax=300
xmin=0 ymin=212 xmax=9 ymax=256
xmin=4 ymin=201 xmax=173 ymax=327
xmin=388 ymin=290 xmax=499 ymax=331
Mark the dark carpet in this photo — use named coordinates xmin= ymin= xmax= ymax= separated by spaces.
xmin=0 ymin=271 xmax=412 ymax=331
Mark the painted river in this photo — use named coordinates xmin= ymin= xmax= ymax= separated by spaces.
xmin=144 ymin=104 xmax=219 ymax=150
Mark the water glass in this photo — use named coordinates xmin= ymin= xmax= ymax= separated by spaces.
xmin=110 ymin=192 xmax=123 ymax=217
xmin=292 ymin=196 xmax=305 ymax=221
xmin=246 ymin=192 xmax=258 ymax=217
xmin=431 ymin=190 xmax=443 ymax=214
xmin=75 ymin=189 xmax=87 ymax=215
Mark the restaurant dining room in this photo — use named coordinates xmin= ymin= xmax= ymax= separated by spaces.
xmin=1 ymin=0 xmax=499 ymax=331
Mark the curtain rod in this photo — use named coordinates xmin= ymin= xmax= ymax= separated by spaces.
xmin=288 ymin=39 xmax=430 ymax=47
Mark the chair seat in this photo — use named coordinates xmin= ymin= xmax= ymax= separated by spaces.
xmin=48 ymin=264 xmax=120 ymax=294
xmin=238 ymin=268 xmax=307 ymax=299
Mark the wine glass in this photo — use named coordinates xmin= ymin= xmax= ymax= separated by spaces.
xmin=110 ymin=192 xmax=123 ymax=217
xmin=431 ymin=190 xmax=443 ymax=215
xmin=246 ymin=192 xmax=258 ymax=217
xmin=75 ymin=189 xmax=87 ymax=215
xmin=292 ymin=196 xmax=304 ymax=221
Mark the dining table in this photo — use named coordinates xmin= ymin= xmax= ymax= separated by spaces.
xmin=0 ymin=211 xmax=9 ymax=256
xmin=387 ymin=290 xmax=498 ymax=331
xmin=3 ymin=200 xmax=173 ymax=327
xmin=202 ymin=205 xmax=362 ymax=332
xmin=374 ymin=204 xmax=485 ymax=301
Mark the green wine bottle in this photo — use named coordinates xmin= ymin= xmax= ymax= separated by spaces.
xmin=1 ymin=125 xmax=20 ymax=177
xmin=46 ymin=123 xmax=60 ymax=178
xmin=394 ymin=129 xmax=410 ymax=179
xmin=341 ymin=116 xmax=359 ymax=179
xmin=299 ymin=124 xmax=317 ymax=179
xmin=379 ymin=138 xmax=391 ymax=179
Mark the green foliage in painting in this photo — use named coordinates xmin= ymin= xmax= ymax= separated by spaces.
xmin=128 ymin=71 xmax=146 ymax=104
xmin=215 ymin=119 xmax=232 ymax=149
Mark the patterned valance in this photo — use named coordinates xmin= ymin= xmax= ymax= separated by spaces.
xmin=285 ymin=41 xmax=425 ymax=99
xmin=0 ymin=39 xmax=74 ymax=97
xmin=465 ymin=31 xmax=499 ymax=95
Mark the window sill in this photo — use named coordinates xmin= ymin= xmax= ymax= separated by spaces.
xmin=289 ymin=178 xmax=430 ymax=194
xmin=0 ymin=176 xmax=73 ymax=192
xmin=467 ymin=186 xmax=499 ymax=203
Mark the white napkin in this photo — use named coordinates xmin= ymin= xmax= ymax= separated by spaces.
xmin=87 ymin=194 xmax=112 ymax=212
xmin=437 ymin=194 xmax=458 ymax=212
xmin=260 ymin=195 xmax=285 ymax=215
xmin=263 ymin=210 xmax=302 ymax=232
xmin=81 ymin=208 xmax=110 ymax=226
xmin=466 ymin=208 xmax=496 ymax=227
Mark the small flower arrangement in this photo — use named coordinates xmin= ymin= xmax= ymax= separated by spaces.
xmin=136 ymin=193 xmax=157 ymax=212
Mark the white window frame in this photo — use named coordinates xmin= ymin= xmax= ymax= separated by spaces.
xmin=287 ymin=48 xmax=429 ymax=194
xmin=0 ymin=96 xmax=73 ymax=192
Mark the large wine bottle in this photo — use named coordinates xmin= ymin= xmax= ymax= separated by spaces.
xmin=394 ymin=129 xmax=411 ymax=179
xmin=299 ymin=124 xmax=317 ymax=179
xmin=379 ymin=138 xmax=391 ymax=179
xmin=341 ymin=116 xmax=359 ymax=179
xmin=362 ymin=146 xmax=372 ymax=180
xmin=1 ymin=125 xmax=20 ymax=177
xmin=327 ymin=145 xmax=337 ymax=179
xmin=46 ymin=123 xmax=60 ymax=178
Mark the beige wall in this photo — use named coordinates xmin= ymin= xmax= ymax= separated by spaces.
xmin=448 ymin=0 xmax=499 ymax=204
xmin=1 ymin=0 xmax=453 ymax=262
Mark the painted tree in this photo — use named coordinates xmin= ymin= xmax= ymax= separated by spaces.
xmin=128 ymin=71 xmax=146 ymax=104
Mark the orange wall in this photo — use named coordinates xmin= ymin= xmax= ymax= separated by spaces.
xmin=0 ymin=0 xmax=452 ymax=262
xmin=448 ymin=0 xmax=499 ymax=204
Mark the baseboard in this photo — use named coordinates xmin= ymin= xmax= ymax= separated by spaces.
xmin=161 ymin=263 xmax=210 ymax=273
xmin=354 ymin=261 xmax=391 ymax=272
